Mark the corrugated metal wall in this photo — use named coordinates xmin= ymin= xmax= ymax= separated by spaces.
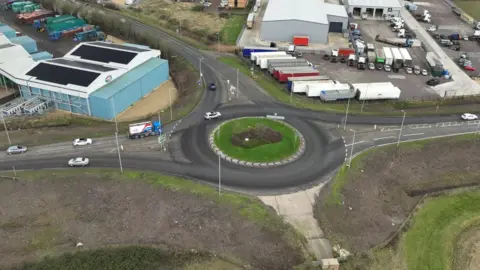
xmin=19 ymin=85 xmax=90 ymax=114
xmin=89 ymin=61 xmax=169 ymax=120
xmin=260 ymin=20 xmax=330 ymax=44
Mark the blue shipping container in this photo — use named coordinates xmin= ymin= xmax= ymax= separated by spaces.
xmin=8 ymin=35 xmax=37 ymax=53
xmin=242 ymin=46 xmax=278 ymax=58
xmin=31 ymin=51 xmax=53 ymax=61
xmin=0 ymin=25 xmax=16 ymax=39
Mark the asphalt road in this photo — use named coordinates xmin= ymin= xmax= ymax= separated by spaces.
xmin=1 ymin=6 xmax=478 ymax=193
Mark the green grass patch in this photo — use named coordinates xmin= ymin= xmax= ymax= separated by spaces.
xmin=220 ymin=14 xmax=247 ymax=45
xmin=402 ymin=191 xmax=480 ymax=270
xmin=454 ymin=0 xmax=480 ymax=20
xmin=218 ymin=56 xmax=480 ymax=116
xmin=214 ymin=118 xmax=301 ymax=162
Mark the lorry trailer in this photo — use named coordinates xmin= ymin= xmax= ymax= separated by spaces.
xmin=260 ymin=56 xmax=295 ymax=69
xmin=17 ymin=9 xmax=54 ymax=24
xmin=242 ymin=46 xmax=278 ymax=58
xmin=305 ymin=82 xmax=342 ymax=97
xmin=246 ymin=13 xmax=255 ymax=29
xmin=391 ymin=47 xmax=403 ymax=69
xmin=399 ymin=48 xmax=412 ymax=67
xmin=256 ymin=53 xmax=289 ymax=66
xmin=367 ymin=51 xmax=376 ymax=63
xmin=287 ymin=75 xmax=330 ymax=90
xmin=268 ymin=59 xmax=309 ymax=73
xmin=375 ymin=49 xmax=385 ymax=63
xmin=353 ymin=82 xmax=401 ymax=100
xmin=277 ymin=70 xmax=320 ymax=83
xmin=250 ymin=51 xmax=286 ymax=62
xmin=383 ymin=47 xmax=393 ymax=66
xmin=375 ymin=34 xmax=414 ymax=47
xmin=319 ymin=87 xmax=356 ymax=101
xmin=291 ymin=80 xmax=334 ymax=93
xmin=128 ymin=121 xmax=162 ymax=139
xmin=273 ymin=66 xmax=316 ymax=79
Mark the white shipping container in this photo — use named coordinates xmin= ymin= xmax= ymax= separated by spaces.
xmin=353 ymin=82 xmax=401 ymax=100
xmin=292 ymin=80 xmax=334 ymax=93
xmin=250 ymin=51 xmax=286 ymax=61
xmin=256 ymin=53 xmax=288 ymax=66
xmin=305 ymin=82 xmax=337 ymax=97
xmin=383 ymin=47 xmax=393 ymax=66
xmin=260 ymin=56 xmax=295 ymax=69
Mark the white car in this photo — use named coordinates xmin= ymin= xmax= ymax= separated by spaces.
xmin=421 ymin=69 xmax=428 ymax=76
xmin=368 ymin=62 xmax=375 ymax=70
xmin=406 ymin=67 xmax=413 ymax=74
xmin=73 ymin=138 xmax=93 ymax=146
xmin=204 ymin=111 xmax=221 ymax=120
xmin=461 ymin=113 xmax=478 ymax=121
xmin=68 ymin=157 xmax=90 ymax=167
xmin=384 ymin=65 xmax=391 ymax=72
xmin=427 ymin=25 xmax=436 ymax=32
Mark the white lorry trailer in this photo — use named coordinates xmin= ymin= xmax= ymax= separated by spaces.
xmin=391 ymin=47 xmax=404 ymax=69
xmin=383 ymin=47 xmax=393 ymax=66
xmin=250 ymin=51 xmax=287 ymax=62
xmin=292 ymin=80 xmax=334 ymax=93
xmin=260 ymin=56 xmax=295 ymax=69
xmin=256 ymin=54 xmax=290 ymax=66
xmin=399 ymin=48 xmax=413 ymax=67
xmin=353 ymin=82 xmax=401 ymax=100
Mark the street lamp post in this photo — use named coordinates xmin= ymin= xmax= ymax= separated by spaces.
xmin=361 ymin=85 xmax=369 ymax=112
xmin=475 ymin=119 xmax=480 ymax=139
xmin=216 ymin=32 xmax=220 ymax=48
xmin=343 ymin=98 xmax=351 ymax=130
xmin=110 ymin=99 xmax=123 ymax=173
xmin=397 ymin=110 xmax=406 ymax=147
xmin=1 ymin=114 xmax=11 ymax=145
xmin=348 ymin=129 xmax=356 ymax=167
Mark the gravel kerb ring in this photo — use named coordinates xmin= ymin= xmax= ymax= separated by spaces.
xmin=208 ymin=117 xmax=306 ymax=168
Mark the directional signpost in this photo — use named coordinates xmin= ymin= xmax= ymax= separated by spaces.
xmin=158 ymin=134 xmax=167 ymax=151
xmin=266 ymin=113 xmax=285 ymax=120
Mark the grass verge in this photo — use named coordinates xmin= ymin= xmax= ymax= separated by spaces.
xmin=218 ymin=56 xmax=480 ymax=116
xmin=453 ymin=0 xmax=480 ymax=20
xmin=220 ymin=15 xmax=247 ymax=45
xmin=214 ymin=118 xmax=300 ymax=162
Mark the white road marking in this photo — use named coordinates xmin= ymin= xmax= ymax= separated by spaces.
xmin=345 ymin=141 xmax=364 ymax=147
xmin=387 ymin=75 xmax=406 ymax=79
xmin=403 ymin=133 xmax=424 ymax=137
xmin=373 ymin=136 xmax=396 ymax=141
xmin=408 ymin=124 xmax=432 ymax=129
xmin=381 ymin=126 xmax=401 ymax=132
xmin=467 ymin=120 xmax=480 ymax=125
xmin=436 ymin=121 xmax=464 ymax=127
xmin=109 ymin=148 xmax=116 ymax=153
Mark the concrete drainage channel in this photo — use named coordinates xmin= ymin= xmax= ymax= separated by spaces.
xmin=208 ymin=117 xmax=306 ymax=167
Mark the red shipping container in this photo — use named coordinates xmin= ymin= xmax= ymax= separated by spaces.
xmin=293 ymin=36 xmax=309 ymax=46
xmin=278 ymin=71 xmax=320 ymax=83
xmin=338 ymin=48 xmax=355 ymax=57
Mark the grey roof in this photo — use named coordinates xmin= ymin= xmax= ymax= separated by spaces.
xmin=347 ymin=0 xmax=401 ymax=8
xmin=47 ymin=58 xmax=117 ymax=72
xmin=263 ymin=0 xmax=348 ymax=24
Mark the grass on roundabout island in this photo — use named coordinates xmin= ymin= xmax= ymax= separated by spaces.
xmin=214 ymin=118 xmax=301 ymax=163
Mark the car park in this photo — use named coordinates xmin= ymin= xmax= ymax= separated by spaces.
xmin=6 ymin=145 xmax=28 ymax=154
xmin=209 ymin=83 xmax=216 ymax=90
xmin=204 ymin=111 xmax=221 ymax=120
xmin=461 ymin=113 xmax=478 ymax=120
xmin=68 ymin=157 xmax=90 ymax=167
xmin=73 ymin=138 xmax=93 ymax=146
xmin=426 ymin=78 xmax=440 ymax=86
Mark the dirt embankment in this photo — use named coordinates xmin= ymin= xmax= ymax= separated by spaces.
xmin=315 ymin=136 xmax=480 ymax=253
xmin=0 ymin=173 xmax=304 ymax=269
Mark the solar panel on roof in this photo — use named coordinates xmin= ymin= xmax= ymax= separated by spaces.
xmin=89 ymin=41 xmax=150 ymax=52
xmin=26 ymin=63 xmax=100 ymax=87
xmin=48 ymin=58 xmax=117 ymax=72
xmin=70 ymin=44 xmax=137 ymax=65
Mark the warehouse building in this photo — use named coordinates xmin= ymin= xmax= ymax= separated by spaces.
xmin=0 ymin=35 xmax=169 ymax=120
xmin=345 ymin=0 xmax=401 ymax=19
xmin=260 ymin=0 xmax=348 ymax=44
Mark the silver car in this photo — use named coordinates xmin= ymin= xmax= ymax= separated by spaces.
xmin=68 ymin=157 xmax=90 ymax=167
xmin=6 ymin=145 xmax=28 ymax=154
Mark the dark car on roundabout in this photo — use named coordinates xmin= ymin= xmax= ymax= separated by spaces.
xmin=209 ymin=83 xmax=216 ymax=90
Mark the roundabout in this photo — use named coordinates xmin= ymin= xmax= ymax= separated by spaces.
xmin=209 ymin=117 xmax=305 ymax=167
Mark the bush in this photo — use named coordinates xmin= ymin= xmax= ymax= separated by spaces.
xmin=191 ymin=5 xmax=204 ymax=12
xmin=231 ymin=125 xmax=282 ymax=149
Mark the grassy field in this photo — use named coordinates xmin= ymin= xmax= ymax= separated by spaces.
xmin=220 ymin=15 xmax=247 ymax=45
xmin=314 ymin=134 xmax=480 ymax=270
xmin=214 ymin=118 xmax=300 ymax=162
xmin=218 ymin=56 xmax=480 ymax=116
xmin=454 ymin=0 xmax=480 ymax=20
xmin=0 ymin=169 xmax=306 ymax=269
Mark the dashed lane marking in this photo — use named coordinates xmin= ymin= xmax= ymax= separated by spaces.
xmin=408 ymin=124 xmax=432 ymax=129
xmin=403 ymin=133 xmax=424 ymax=137
xmin=373 ymin=136 xmax=396 ymax=141
xmin=467 ymin=120 xmax=480 ymax=125
xmin=381 ymin=126 xmax=401 ymax=132
xmin=436 ymin=121 xmax=464 ymax=127
xmin=345 ymin=141 xmax=364 ymax=147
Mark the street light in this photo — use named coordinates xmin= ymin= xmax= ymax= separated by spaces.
xmin=397 ymin=110 xmax=406 ymax=147
xmin=110 ymin=99 xmax=123 ymax=173
xmin=199 ymin=57 xmax=204 ymax=78
xmin=475 ymin=118 xmax=480 ymax=139
xmin=343 ymin=98 xmax=351 ymax=131
xmin=348 ymin=129 xmax=356 ymax=167
xmin=158 ymin=109 xmax=164 ymax=125
xmin=1 ymin=114 xmax=11 ymax=145
xmin=361 ymin=85 xmax=369 ymax=112
xmin=216 ymin=32 xmax=220 ymax=48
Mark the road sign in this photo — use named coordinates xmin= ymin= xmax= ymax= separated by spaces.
xmin=266 ymin=113 xmax=285 ymax=120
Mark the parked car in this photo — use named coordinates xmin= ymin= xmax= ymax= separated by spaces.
xmin=426 ymin=78 xmax=440 ymax=86
xmin=368 ymin=62 xmax=375 ymax=70
xmin=427 ymin=25 xmax=436 ymax=32
xmin=465 ymin=65 xmax=476 ymax=71
xmin=6 ymin=145 xmax=28 ymax=155
xmin=461 ymin=113 xmax=478 ymax=120
xmin=68 ymin=157 xmax=90 ymax=167
xmin=204 ymin=111 xmax=221 ymax=120
xmin=73 ymin=138 xmax=93 ymax=146
xmin=209 ymin=83 xmax=216 ymax=90
xmin=421 ymin=69 xmax=428 ymax=76
xmin=406 ymin=67 xmax=413 ymax=74
xmin=384 ymin=65 xmax=391 ymax=72
xmin=414 ymin=65 xmax=421 ymax=75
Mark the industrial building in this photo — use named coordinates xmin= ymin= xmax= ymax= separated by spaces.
xmin=260 ymin=0 xmax=348 ymax=44
xmin=345 ymin=0 xmax=401 ymax=19
xmin=0 ymin=30 xmax=169 ymax=120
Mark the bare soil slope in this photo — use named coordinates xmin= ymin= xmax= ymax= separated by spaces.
xmin=0 ymin=171 xmax=303 ymax=269
xmin=315 ymin=136 xmax=480 ymax=252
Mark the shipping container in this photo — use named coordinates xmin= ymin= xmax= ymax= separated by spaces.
xmin=273 ymin=66 xmax=316 ymax=79
xmin=338 ymin=48 xmax=355 ymax=57
xmin=375 ymin=49 xmax=385 ymax=63
xmin=383 ymin=47 xmax=393 ymax=66
xmin=278 ymin=70 xmax=320 ymax=83
xmin=47 ymin=18 xmax=86 ymax=33
xmin=399 ymin=48 xmax=412 ymax=67
xmin=353 ymin=82 xmax=401 ymax=100
xmin=292 ymin=80 xmax=334 ymax=93
xmin=246 ymin=13 xmax=255 ymax=29
xmin=293 ymin=36 xmax=309 ymax=46
xmin=287 ymin=75 xmax=330 ymax=90
xmin=30 ymin=51 xmax=53 ymax=61
xmin=255 ymin=53 xmax=288 ymax=65
xmin=242 ymin=46 xmax=278 ymax=58
xmin=46 ymin=15 xmax=75 ymax=25
xmin=391 ymin=47 xmax=403 ymax=69
xmin=305 ymin=82 xmax=340 ymax=97
xmin=268 ymin=59 xmax=308 ymax=73
xmin=319 ymin=87 xmax=356 ymax=101
xmin=260 ymin=56 xmax=295 ymax=69
xmin=8 ymin=35 xmax=37 ymax=53
xmin=250 ymin=51 xmax=286 ymax=61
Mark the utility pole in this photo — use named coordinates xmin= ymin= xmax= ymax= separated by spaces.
xmin=343 ymin=98 xmax=351 ymax=131
xmin=1 ymin=114 xmax=11 ymax=145
xmin=348 ymin=129 xmax=356 ymax=167
xmin=475 ymin=118 xmax=480 ymax=139
xmin=111 ymin=99 xmax=123 ymax=173
xmin=397 ymin=110 xmax=406 ymax=147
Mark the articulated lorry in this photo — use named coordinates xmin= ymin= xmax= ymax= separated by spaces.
xmin=128 ymin=121 xmax=162 ymax=139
